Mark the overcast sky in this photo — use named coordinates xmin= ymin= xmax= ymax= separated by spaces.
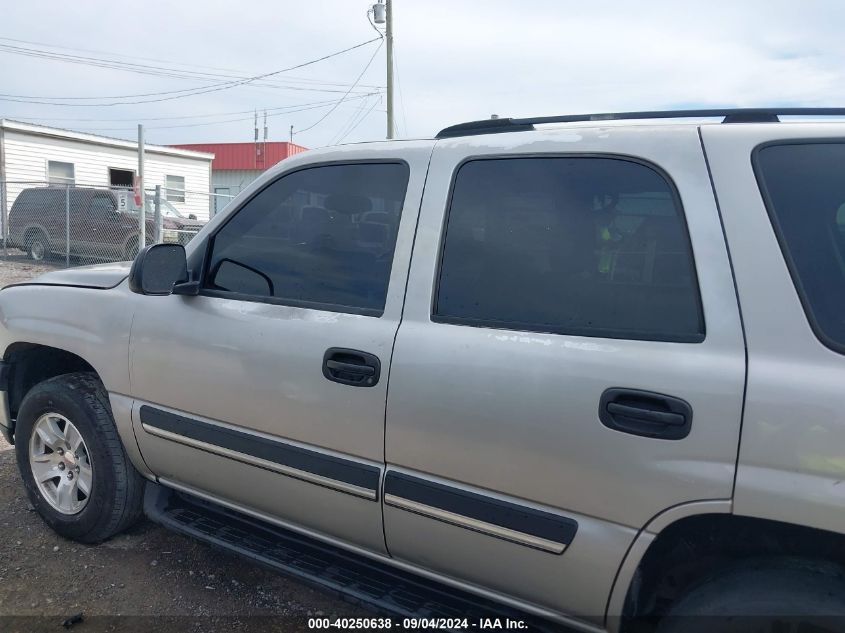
xmin=1 ymin=0 xmax=844 ymax=149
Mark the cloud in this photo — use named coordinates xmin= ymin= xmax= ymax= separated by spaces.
xmin=1 ymin=0 xmax=844 ymax=146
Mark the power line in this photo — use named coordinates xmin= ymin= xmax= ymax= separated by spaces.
xmin=331 ymin=94 xmax=372 ymax=144
xmin=7 ymin=93 xmax=383 ymax=123
xmin=393 ymin=45 xmax=410 ymax=137
xmin=56 ymin=93 xmax=381 ymax=132
xmin=0 ymin=42 xmax=374 ymax=91
xmin=336 ymin=95 xmax=383 ymax=144
xmin=0 ymin=39 xmax=381 ymax=104
xmin=0 ymin=38 xmax=382 ymax=106
xmin=296 ymin=40 xmax=384 ymax=136
xmin=0 ymin=35 xmax=385 ymax=90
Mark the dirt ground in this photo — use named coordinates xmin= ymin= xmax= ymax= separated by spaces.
xmin=0 ymin=257 xmax=362 ymax=631
xmin=0 ymin=251 xmax=61 ymax=287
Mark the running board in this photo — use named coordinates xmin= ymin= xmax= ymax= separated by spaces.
xmin=144 ymin=482 xmax=565 ymax=630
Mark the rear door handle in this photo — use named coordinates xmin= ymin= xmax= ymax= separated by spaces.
xmin=599 ymin=388 xmax=693 ymax=440
xmin=323 ymin=348 xmax=381 ymax=387
xmin=325 ymin=360 xmax=375 ymax=377
xmin=605 ymin=402 xmax=686 ymax=426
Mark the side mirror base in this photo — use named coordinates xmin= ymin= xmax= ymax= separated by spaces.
xmin=172 ymin=280 xmax=200 ymax=296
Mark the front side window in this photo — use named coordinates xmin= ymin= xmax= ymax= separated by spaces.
xmin=165 ymin=175 xmax=185 ymax=203
xmin=204 ymin=162 xmax=409 ymax=315
xmin=435 ymin=157 xmax=703 ymax=341
xmin=755 ymin=142 xmax=845 ymax=352
xmin=48 ymin=161 xmax=75 ymax=186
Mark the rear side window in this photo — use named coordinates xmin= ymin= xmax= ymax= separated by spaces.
xmin=755 ymin=142 xmax=845 ymax=353
xmin=204 ymin=162 xmax=409 ymax=315
xmin=90 ymin=195 xmax=116 ymax=214
xmin=434 ymin=157 xmax=704 ymax=342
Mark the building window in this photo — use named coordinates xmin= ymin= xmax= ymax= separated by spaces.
xmin=48 ymin=161 xmax=75 ymax=186
xmin=165 ymin=175 xmax=185 ymax=202
xmin=109 ymin=168 xmax=135 ymax=188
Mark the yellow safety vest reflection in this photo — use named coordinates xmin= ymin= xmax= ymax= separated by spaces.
xmin=597 ymin=225 xmax=613 ymax=274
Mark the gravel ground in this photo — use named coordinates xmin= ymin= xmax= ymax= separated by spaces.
xmin=0 ymin=257 xmax=363 ymax=632
xmin=0 ymin=251 xmax=61 ymax=287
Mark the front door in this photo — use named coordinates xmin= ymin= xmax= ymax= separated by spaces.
xmin=83 ymin=192 xmax=120 ymax=259
xmin=129 ymin=145 xmax=431 ymax=554
xmin=384 ymin=127 xmax=746 ymax=622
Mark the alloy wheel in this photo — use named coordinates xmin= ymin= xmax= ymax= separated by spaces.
xmin=28 ymin=413 xmax=93 ymax=515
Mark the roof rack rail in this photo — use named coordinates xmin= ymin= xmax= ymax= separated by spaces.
xmin=435 ymin=107 xmax=845 ymax=139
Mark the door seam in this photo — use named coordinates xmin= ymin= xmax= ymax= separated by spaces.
xmin=379 ymin=143 xmax=438 ymax=557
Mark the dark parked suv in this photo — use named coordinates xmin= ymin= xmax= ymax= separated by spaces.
xmin=8 ymin=187 xmax=203 ymax=261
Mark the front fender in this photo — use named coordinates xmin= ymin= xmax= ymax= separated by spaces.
xmin=0 ymin=282 xmax=135 ymax=396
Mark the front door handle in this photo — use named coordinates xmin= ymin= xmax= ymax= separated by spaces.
xmin=599 ymin=388 xmax=693 ymax=439
xmin=323 ymin=348 xmax=381 ymax=387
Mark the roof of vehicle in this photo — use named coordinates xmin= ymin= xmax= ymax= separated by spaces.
xmin=435 ymin=108 xmax=845 ymax=139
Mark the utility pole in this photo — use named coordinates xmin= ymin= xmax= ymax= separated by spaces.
xmin=253 ymin=110 xmax=259 ymax=169
xmin=137 ymin=124 xmax=145 ymax=250
xmin=385 ymin=0 xmax=394 ymax=139
xmin=262 ymin=110 xmax=268 ymax=169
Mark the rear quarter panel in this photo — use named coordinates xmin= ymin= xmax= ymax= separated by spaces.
xmin=702 ymin=122 xmax=845 ymax=535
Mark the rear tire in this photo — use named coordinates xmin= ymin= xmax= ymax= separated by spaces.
xmin=656 ymin=558 xmax=845 ymax=633
xmin=14 ymin=372 xmax=144 ymax=543
xmin=25 ymin=230 xmax=49 ymax=261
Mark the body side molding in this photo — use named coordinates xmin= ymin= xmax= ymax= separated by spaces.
xmin=139 ymin=405 xmax=380 ymax=500
xmin=384 ymin=471 xmax=578 ymax=554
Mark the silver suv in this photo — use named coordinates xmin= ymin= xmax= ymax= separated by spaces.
xmin=3 ymin=108 xmax=845 ymax=632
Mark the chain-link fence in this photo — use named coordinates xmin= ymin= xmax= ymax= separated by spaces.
xmin=0 ymin=180 xmax=235 ymax=269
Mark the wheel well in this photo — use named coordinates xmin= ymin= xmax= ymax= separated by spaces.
xmin=4 ymin=343 xmax=97 ymax=440
xmin=23 ymin=226 xmax=47 ymax=244
xmin=624 ymin=514 xmax=845 ymax=621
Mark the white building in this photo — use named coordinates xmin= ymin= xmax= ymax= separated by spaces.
xmin=0 ymin=120 xmax=215 ymax=220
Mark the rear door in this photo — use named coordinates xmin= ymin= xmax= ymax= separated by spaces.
xmin=384 ymin=126 xmax=746 ymax=623
xmin=130 ymin=144 xmax=432 ymax=554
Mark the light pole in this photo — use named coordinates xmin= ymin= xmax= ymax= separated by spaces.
xmin=372 ymin=0 xmax=394 ymax=139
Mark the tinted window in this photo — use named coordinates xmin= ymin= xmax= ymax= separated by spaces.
xmin=435 ymin=158 xmax=703 ymax=341
xmin=756 ymin=143 xmax=845 ymax=352
xmin=205 ymin=163 xmax=409 ymax=315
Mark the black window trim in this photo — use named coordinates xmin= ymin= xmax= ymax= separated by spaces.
xmin=431 ymin=152 xmax=707 ymax=344
xmin=194 ymin=158 xmax=411 ymax=318
xmin=751 ymin=138 xmax=845 ymax=356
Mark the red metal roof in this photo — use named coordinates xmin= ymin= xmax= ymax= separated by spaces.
xmin=170 ymin=141 xmax=308 ymax=171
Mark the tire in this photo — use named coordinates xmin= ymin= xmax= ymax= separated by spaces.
xmin=14 ymin=372 xmax=144 ymax=543
xmin=124 ymin=237 xmax=139 ymax=261
xmin=656 ymin=558 xmax=845 ymax=633
xmin=25 ymin=230 xmax=49 ymax=261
